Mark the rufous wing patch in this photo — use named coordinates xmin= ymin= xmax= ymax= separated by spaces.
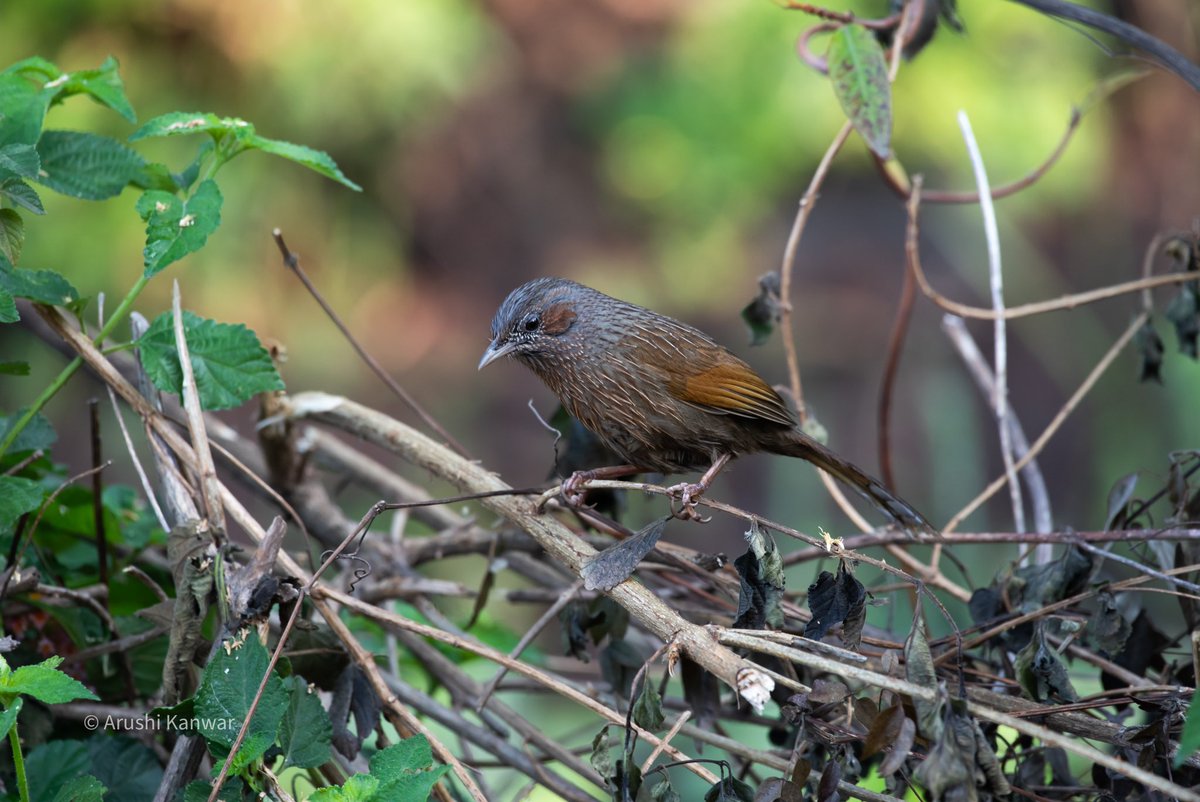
xmin=674 ymin=362 xmax=795 ymax=426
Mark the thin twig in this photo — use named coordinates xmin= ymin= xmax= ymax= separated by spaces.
xmin=942 ymin=311 xmax=1146 ymax=533
xmin=940 ymin=316 xmax=1052 ymax=535
xmin=271 ymin=229 xmax=470 ymax=457
xmin=476 ymin=580 xmax=583 ymax=711
xmin=171 ymin=280 xmax=225 ymax=536
xmin=957 ymin=110 xmax=1024 ymax=533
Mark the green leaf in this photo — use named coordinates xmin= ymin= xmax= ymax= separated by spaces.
xmin=0 ymin=361 xmax=29 ymax=375
xmin=57 ymin=56 xmax=136 ymax=123
xmin=0 ymin=408 xmax=57 ymax=455
xmin=278 ymin=675 xmax=333 ymax=768
xmin=182 ymin=777 xmax=247 ymax=802
xmin=826 ymin=24 xmax=892 ymax=159
xmin=0 ymin=260 xmax=81 ymax=306
xmin=0 ymin=698 xmax=22 ymax=739
xmin=136 ymin=179 xmax=223 ymax=276
xmin=0 ymin=475 xmax=43 ymax=530
xmin=1 ymin=177 xmax=45 ymax=214
xmin=2 ymin=655 xmax=100 ymax=704
xmin=3 ymin=57 xmax=62 ymax=82
xmin=0 ymin=208 xmax=22 ymax=264
xmin=36 ymin=130 xmax=145 ymax=200
xmin=309 ymin=774 xmax=380 ymax=802
xmin=137 ymin=310 xmax=284 ymax=410
xmin=52 ymin=774 xmax=106 ymax=802
xmin=242 ymin=134 xmax=361 ymax=190
xmin=129 ymin=111 xmax=253 ymax=142
xmin=86 ymin=735 xmax=163 ymax=800
xmin=371 ymin=736 xmax=450 ymax=800
xmin=194 ymin=634 xmax=287 ymax=753
xmin=24 ymin=740 xmax=90 ymax=802
xmin=0 ymin=143 xmax=40 ymax=178
xmin=0 ymin=74 xmax=53 ymax=147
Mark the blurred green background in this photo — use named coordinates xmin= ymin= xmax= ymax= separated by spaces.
xmin=3 ymin=1 xmax=1199 ymax=798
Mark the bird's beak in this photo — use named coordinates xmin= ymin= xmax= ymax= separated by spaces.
xmin=478 ymin=339 xmax=516 ymax=370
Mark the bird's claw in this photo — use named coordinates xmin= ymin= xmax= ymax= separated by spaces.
xmin=667 ymin=481 xmax=711 ymax=522
xmin=560 ymin=471 xmax=592 ymax=509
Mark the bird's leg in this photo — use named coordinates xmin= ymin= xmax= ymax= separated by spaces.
xmin=556 ymin=464 xmax=642 ymax=510
xmin=666 ymin=453 xmax=732 ymax=522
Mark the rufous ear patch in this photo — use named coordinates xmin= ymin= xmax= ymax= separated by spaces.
xmin=541 ymin=302 xmax=578 ymax=335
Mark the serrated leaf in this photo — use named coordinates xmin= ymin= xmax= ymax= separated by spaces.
xmin=194 ymin=634 xmax=287 ymax=751
xmin=136 ymin=179 xmax=223 ymax=275
xmin=733 ymin=521 xmax=785 ymax=630
xmin=36 ymin=130 xmax=145 ymax=200
xmin=0 ymin=74 xmax=53 ymax=147
xmin=0 ymin=209 xmax=22 ymax=263
xmin=24 ymin=740 xmax=90 ymax=802
xmin=129 ymin=111 xmax=253 ymax=142
xmin=581 ymin=516 xmax=668 ymax=591
xmin=51 ymin=774 xmax=106 ymax=802
xmin=243 ymin=133 xmax=361 ymax=190
xmin=0 ymin=261 xmax=80 ymax=307
xmin=0 ymin=475 xmax=43 ymax=530
xmin=2 ymin=655 xmax=100 ymax=704
xmin=1 ymin=177 xmax=44 ymax=214
xmin=85 ymin=736 xmax=163 ymax=801
xmin=137 ymin=310 xmax=284 ymax=410
xmin=278 ymin=675 xmax=333 ymax=769
xmin=0 ymin=408 xmax=57 ymax=454
xmin=0 ymin=142 xmax=40 ymax=178
xmin=826 ymin=24 xmax=892 ymax=158
xmin=371 ymin=736 xmax=449 ymax=800
xmin=57 ymin=56 xmax=136 ymax=122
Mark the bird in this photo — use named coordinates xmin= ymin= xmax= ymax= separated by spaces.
xmin=479 ymin=277 xmax=931 ymax=532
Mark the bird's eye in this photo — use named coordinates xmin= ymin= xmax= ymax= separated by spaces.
xmin=521 ymin=314 xmax=540 ymax=332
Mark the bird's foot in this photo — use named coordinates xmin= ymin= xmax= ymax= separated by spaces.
xmin=666 ymin=481 xmax=711 ymax=522
xmin=559 ymin=470 xmax=596 ymax=509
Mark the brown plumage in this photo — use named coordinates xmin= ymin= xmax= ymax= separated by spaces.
xmin=480 ymin=277 xmax=931 ymax=531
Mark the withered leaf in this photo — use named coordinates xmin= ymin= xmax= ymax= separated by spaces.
xmin=904 ymin=607 xmax=942 ymax=741
xmin=581 ymin=516 xmax=670 ymax=592
xmin=816 ymin=761 xmax=842 ymax=802
xmin=590 ymin=725 xmax=614 ymax=787
xmin=643 ymin=776 xmax=681 ymax=802
xmin=741 ymin=271 xmax=784 ymax=346
xmin=753 ymin=777 xmax=803 ymax=802
xmin=633 ymin=675 xmax=666 ymax=732
xmin=878 ymin=716 xmax=916 ymax=776
xmin=329 ymin=664 xmax=380 ymax=759
xmin=863 ymin=704 xmax=906 ymax=758
xmin=1165 ymin=286 xmax=1199 ymax=359
xmin=1135 ymin=319 xmax=1165 ymax=383
xmin=705 ymin=775 xmax=756 ymax=802
xmin=1009 ymin=545 xmax=1093 ymax=613
xmin=804 ymin=562 xmax=865 ymax=643
xmin=1104 ymin=473 xmax=1140 ymax=530
xmin=734 ymin=522 xmax=785 ymax=630
xmin=682 ymin=658 xmax=720 ymax=733
xmin=1086 ymin=590 xmax=1131 ymax=657
xmin=1015 ymin=623 xmax=1078 ymax=703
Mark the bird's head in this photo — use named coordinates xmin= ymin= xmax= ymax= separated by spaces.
xmin=478 ymin=277 xmax=582 ymax=370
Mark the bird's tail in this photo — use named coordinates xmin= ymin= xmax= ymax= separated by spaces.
xmin=770 ymin=431 xmax=934 ymax=534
